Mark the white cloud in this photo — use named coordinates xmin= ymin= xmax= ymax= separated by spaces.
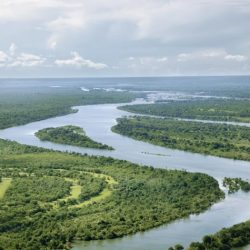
xmin=9 ymin=53 xmax=46 ymax=67
xmin=9 ymin=43 xmax=17 ymax=56
xmin=127 ymin=56 xmax=168 ymax=65
xmin=224 ymin=54 xmax=248 ymax=62
xmin=157 ymin=57 xmax=168 ymax=62
xmin=138 ymin=56 xmax=168 ymax=65
xmin=121 ymin=55 xmax=169 ymax=74
xmin=55 ymin=52 xmax=108 ymax=69
xmin=47 ymin=35 xmax=58 ymax=49
xmin=46 ymin=11 xmax=86 ymax=31
xmin=177 ymin=53 xmax=192 ymax=62
xmin=0 ymin=51 xmax=9 ymax=62
xmin=0 ymin=0 xmax=83 ymax=21
xmin=0 ymin=44 xmax=45 ymax=67
xmin=177 ymin=50 xmax=248 ymax=63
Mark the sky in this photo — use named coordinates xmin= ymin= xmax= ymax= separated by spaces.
xmin=0 ymin=0 xmax=250 ymax=77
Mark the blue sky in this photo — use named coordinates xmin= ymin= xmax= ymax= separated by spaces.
xmin=0 ymin=0 xmax=250 ymax=77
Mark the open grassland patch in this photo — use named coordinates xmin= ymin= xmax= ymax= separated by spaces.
xmin=0 ymin=178 xmax=12 ymax=199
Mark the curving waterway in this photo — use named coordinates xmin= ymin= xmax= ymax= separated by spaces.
xmin=0 ymin=101 xmax=250 ymax=249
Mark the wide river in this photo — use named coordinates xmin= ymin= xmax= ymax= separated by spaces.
xmin=0 ymin=101 xmax=249 ymax=250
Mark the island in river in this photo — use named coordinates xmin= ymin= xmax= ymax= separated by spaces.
xmin=35 ymin=125 xmax=114 ymax=150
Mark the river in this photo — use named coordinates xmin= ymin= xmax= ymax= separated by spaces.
xmin=0 ymin=101 xmax=249 ymax=249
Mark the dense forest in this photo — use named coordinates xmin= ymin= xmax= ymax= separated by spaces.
xmin=0 ymin=139 xmax=224 ymax=249
xmin=112 ymin=116 xmax=250 ymax=161
xmin=119 ymin=99 xmax=250 ymax=122
xmin=0 ymin=88 xmax=143 ymax=130
xmin=183 ymin=220 xmax=250 ymax=249
xmin=36 ymin=125 xmax=113 ymax=150
xmin=169 ymin=221 xmax=250 ymax=250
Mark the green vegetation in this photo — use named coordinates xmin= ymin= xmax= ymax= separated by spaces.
xmin=119 ymin=99 xmax=250 ymax=122
xmin=4 ymin=176 xmax=72 ymax=203
xmin=35 ymin=125 xmax=113 ymax=150
xmin=74 ymin=173 xmax=117 ymax=208
xmin=112 ymin=116 xmax=250 ymax=161
xmin=223 ymin=177 xmax=250 ymax=194
xmin=0 ymin=139 xmax=224 ymax=249
xmin=186 ymin=220 xmax=250 ymax=250
xmin=168 ymin=244 xmax=184 ymax=250
xmin=0 ymin=88 xmax=143 ymax=130
xmin=64 ymin=178 xmax=82 ymax=200
xmin=0 ymin=179 xmax=12 ymax=199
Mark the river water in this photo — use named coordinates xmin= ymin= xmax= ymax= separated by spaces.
xmin=0 ymin=101 xmax=249 ymax=249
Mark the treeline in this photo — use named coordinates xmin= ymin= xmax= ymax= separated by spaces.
xmin=0 ymin=139 xmax=224 ymax=249
xmin=169 ymin=220 xmax=250 ymax=250
xmin=0 ymin=88 xmax=142 ymax=130
xmin=223 ymin=177 xmax=250 ymax=193
xmin=0 ymin=139 xmax=49 ymax=155
xmin=35 ymin=125 xmax=113 ymax=150
xmin=112 ymin=116 xmax=250 ymax=161
xmin=119 ymin=99 xmax=250 ymax=122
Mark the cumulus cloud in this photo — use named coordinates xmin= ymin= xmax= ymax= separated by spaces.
xmin=0 ymin=51 xmax=9 ymax=62
xmin=177 ymin=50 xmax=248 ymax=63
xmin=128 ymin=56 xmax=168 ymax=64
xmin=0 ymin=44 xmax=46 ymax=67
xmin=9 ymin=53 xmax=46 ymax=67
xmin=55 ymin=52 xmax=108 ymax=69
xmin=120 ymin=56 xmax=169 ymax=75
xmin=224 ymin=54 xmax=248 ymax=62
xmin=140 ymin=57 xmax=168 ymax=65
xmin=174 ymin=49 xmax=249 ymax=75
xmin=177 ymin=53 xmax=192 ymax=62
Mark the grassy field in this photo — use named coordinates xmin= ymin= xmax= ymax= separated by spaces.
xmin=0 ymin=178 xmax=12 ymax=199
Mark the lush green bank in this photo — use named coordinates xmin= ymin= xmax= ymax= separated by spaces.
xmin=119 ymin=99 xmax=250 ymax=122
xmin=112 ymin=116 xmax=250 ymax=161
xmin=0 ymin=139 xmax=224 ymax=249
xmin=0 ymin=88 xmax=142 ymax=130
xmin=184 ymin=220 xmax=250 ymax=250
xmin=35 ymin=125 xmax=113 ymax=150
